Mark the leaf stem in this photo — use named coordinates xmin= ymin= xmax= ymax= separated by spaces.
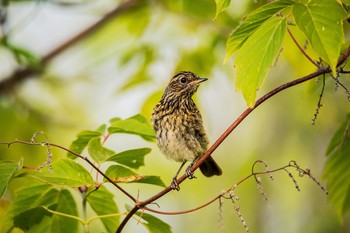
xmin=287 ymin=27 xmax=319 ymax=67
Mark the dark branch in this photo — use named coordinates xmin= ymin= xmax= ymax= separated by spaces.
xmin=116 ymin=44 xmax=350 ymax=232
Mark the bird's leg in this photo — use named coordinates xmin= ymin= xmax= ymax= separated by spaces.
xmin=171 ymin=161 xmax=187 ymax=191
xmin=185 ymin=156 xmax=199 ymax=179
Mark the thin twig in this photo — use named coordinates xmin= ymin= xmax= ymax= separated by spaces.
xmin=1 ymin=140 xmax=136 ymax=202
xmin=287 ymin=27 xmax=319 ymax=68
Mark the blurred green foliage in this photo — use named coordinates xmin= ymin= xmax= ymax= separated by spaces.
xmin=0 ymin=0 xmax=350 ymax=232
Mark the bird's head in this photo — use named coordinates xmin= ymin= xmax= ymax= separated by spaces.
xmin=164 ymin=71 xmax=207 ymax=99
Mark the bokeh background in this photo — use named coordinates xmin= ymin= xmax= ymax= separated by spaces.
xmin=1 ymin=0 xmax=350 ymax=232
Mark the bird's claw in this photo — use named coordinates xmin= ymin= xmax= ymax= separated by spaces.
xmin=170 ymin=178 xmax=180 ymax=191
xmin=185 ymin=166 xmax=196 ymax=179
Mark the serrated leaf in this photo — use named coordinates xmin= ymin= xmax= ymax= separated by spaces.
xmin=235 ymin=16 xmax=287 ymax=106
xmin=214 ymin=0 xmax=231 ymax=19
xmin=32 ymin=158 xmax=94 ymax=187
xmin=293 ymin=0 xmax=347 ymax=74
xmin=68 ymin=130 xmax=102 ymax=159
xmin=323 ymin=115 xmax=350 ymax=219
xmin=0 ymin=159 xmax=23 ymax=198
xmin=225 ymin=0 xmax=294 ymax=61
xmin=107 ymin=148 xmax=151 ymax=169
xmin=105 ymin=165 xmax=165 ymax=187
xmin=87 ymin=185 xmax=119 ymax=232
xmin=108 ymin=114 xmax=155 ymax=141
xmin=88 ymin=137 xmax=115 ymax=164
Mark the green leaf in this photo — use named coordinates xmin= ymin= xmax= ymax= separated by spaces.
xmin=225 ymin=0 xmax=294 ymax=61
xmin=8 ymin=184 xmax=57 ymax=220
xmin=293 ymin=0 xmax=347 ymax=74
xmin=127 ymin=206 xmax=171 ymax=233
xmin=9 ymin=185 xmax=78 ymax=233
xmin=0 ymin=159 xmax=23 ymax=198
xmin=0 ymin=39 xmax=40 ymax=68
xmin=32 ymin=158 xmax=94 ymax=187
xmin=88 ymin=137 xmax=115 ymax=164
xmin=50 ymin=189 xmax=79 ymax=233
xmin=68 ymin=129 xmax=103 ymax=159
xmin=5 ymin=184 xmax=57 ymax=232
xmin=235 ymin=16 xmax=287 ymax=106
xmin=107 ymin=148 xmax=151 ymax=169
xmin=323 ymin=115 xmax=350 ymax=219
xmin=108 ymin=114 xmax=155 ymax=141
xmin=343 ymin=0 xmax=350 ymax=5
xmin=87 ymin=185 xmax=119 ymax=232
xmin=214 ymin=0 xmax=231 ymax=19
xmin=105 ymin=165 xmax=165 ymax=187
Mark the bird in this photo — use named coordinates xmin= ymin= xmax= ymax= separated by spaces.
xmin=151 ymin=71 xmax=222 ymax=190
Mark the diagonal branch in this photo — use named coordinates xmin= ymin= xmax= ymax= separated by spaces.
xmin=116 ymin=44 xmax=350 ymax=232
xmin=0 ymin=0 xmax=146 ymax=94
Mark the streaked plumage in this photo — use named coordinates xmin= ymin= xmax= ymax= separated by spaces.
xmin=151 ymin=71 xmax=222 ymax=180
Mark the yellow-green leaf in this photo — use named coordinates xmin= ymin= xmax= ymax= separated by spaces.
xmin=0 ymin=159 xmax=23 ymax=198
xmin=214 ymin=0 xmax=231 ymax=19
xmin=235 ymin=17 xmax=287 ymax=106
xmin=293 ymin=0 xmax=347 ymax=74
xmin=107 ymin=148 xmax=151 ymax=169
xmin=88 ymin=137 xmax=115 ymax=164
xmin=225 ymin=0 xmax=294 ymax=61
xmin=32 ymin=158 xmax=94 ymax=187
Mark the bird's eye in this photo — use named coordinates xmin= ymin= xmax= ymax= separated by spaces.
xmin=180 ymin=77 xmax=187 ymax=83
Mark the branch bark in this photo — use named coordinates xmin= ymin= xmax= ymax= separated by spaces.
xmin=116 ymin=44 xmax=350 ymax=232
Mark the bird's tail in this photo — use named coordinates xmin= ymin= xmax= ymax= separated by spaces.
xmin=199 ymin=156 xmax=222 ymax=177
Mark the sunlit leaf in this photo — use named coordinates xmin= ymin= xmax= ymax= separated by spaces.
xmin=87 ymin=185 xmax=119 ymax=232
xmin=323 ymin=115 xmax=350 ymax=219
xmin=108 ymin=114 xmax=155 ymax=141
xmin=214 ymin=0 xmax=231 ymax=19
xmin=31 ymin=158 xmax=94 ymax=187
xmin=225 ymin=0 xmax=294 ymax=61
xmin=235 ymin=17 xmax=287 ymax=106
xmin=68 ymin=128 xmax=103 ymax=159
xmin=293 ymin=0 xmax=347 ymax=74
xmin=88 ymin=137 xmax=115 ymax=164
xmin=107 ymin=148 xmax=151 ymax=169
xmin=105 ymin=165 xmax=165 ymax=187
xmin=0 ymin=159 xmax=23 ymax=198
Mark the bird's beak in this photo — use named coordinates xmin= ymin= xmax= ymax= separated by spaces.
xmin=197 ymin=78 xmax=208 ymax=83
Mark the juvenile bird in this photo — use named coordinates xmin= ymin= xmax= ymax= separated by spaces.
xmin=151 ymin=71 xmax=222 ymax=190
